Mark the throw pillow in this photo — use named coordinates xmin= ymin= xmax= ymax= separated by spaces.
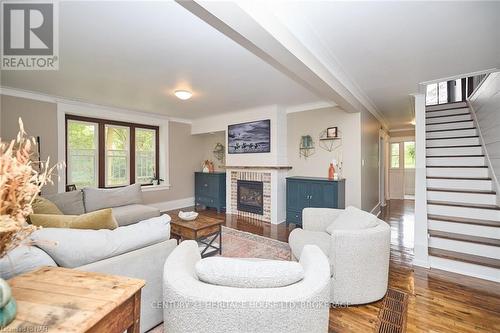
xmin=30 ymin=208 xmax=118 ymax=230
xmin=31 ymin=196 xmax=63 ymax=215
xmin=83 ymin=183 xmax=143 ymax=212
xmin=326 ymin=206 xmax=378 ymax=234
xmin=195 ymin=257 xmax=305 ymax=288
xmin=44 ymin=191 xmax=85 ymax=215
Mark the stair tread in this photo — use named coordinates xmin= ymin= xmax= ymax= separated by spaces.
xmin=428 ymin=214 xmax=500 ymax=227
xmin=426 ymin=155 xmax=484 ymax=158
xmin=426 ymin=113 xmax=470 ymax=119
xmin=429 ymin=230 xmax=500 ymax=247
xmin=426 ymin=103 xmax=468 ymax=112
xmin=427 ymin=200 xmax=500 ymax=210
xmin=426 ymin=127 xmax=475 ymax=133
xmin=429 ymin=248 xmax=500 ymax=269
xmin=427 ymin=145 xmax=481 ymax=149
xmin=427 ymin=188 xmax=496 ymax=194
xmin=426 ymin=135 xmax=479 ymax=140
xmin=427 ymin=165 xmax=487 ymax=168
xmin=427 ymin=120 xmax=474 ymax=126
xmin=427 ymin=177 xmax=491 ymax=181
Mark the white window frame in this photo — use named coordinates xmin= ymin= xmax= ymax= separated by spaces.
xmin=135 ymin=127 xmax=157 ymax=185
xmin=67 ymin=119 xmax=99 ymax=188
xmin=105 ymin=124 xmax=130 ymax=187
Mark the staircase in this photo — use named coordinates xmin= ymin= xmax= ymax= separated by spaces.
xmin=425 ymin=101 xmax=500 ymax=281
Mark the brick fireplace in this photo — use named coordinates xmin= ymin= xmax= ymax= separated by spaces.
xmin=226 ymin=166 xmax=290 ymax=224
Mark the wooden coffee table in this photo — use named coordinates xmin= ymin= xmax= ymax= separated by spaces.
xmin=4 ymin=266 xmax=144 ymax=333
xmin=170 ymin=215 xmax=223 ymax=258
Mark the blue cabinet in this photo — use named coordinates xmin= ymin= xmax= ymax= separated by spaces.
xmin=286 ymin=177 xmax=345 ymax=225
xmin=195 ymin=172 xmax=226 ymax=213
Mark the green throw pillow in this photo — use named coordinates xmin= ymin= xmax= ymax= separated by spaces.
xmin=31 ymin=196 xmax=63 ymax=215
xmin=30 ymin=208 xmax=118 ymax=230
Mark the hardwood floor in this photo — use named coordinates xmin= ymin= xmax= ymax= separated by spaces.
xmin=175 ymin=200 xmax=500 ymax=332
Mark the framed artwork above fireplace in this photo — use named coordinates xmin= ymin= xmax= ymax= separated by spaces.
xmin=228 ymin=119 xmax=271 ymax=154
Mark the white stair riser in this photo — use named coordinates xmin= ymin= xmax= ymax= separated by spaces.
xmin=426 ymin=121 xmax=474 ymax=131
xmin=427 ymin=178 xmax=492 ymax=191
xmin=426 ymin=102 xmax=467 ymax=111
xmin=426 ymin=108 xmax=469 ymax=117
xmin=426 ymin=114 xmax=472 ymax=124
xmin=428 ymin=204 xmax=500 ymax=222
xmin=429 ymin=220 xmax=500 ymax=239
xmin=429 ymin=237 xmax=500 ymax=259
xmin=429 ymin=256 xmax=500 ymax=283
xmin=426 ymin=146 xmax=482 ymax=156
xmin=426 ymin=156 xmax=485 ymax=167
xmin=427 ymin=167 xmax=489 ymax=178
xmin=426 ymin=129 xmax=477 ymax=139
xmin=427 ymin=137 xmax=480 ymax=147
xmin=427 ymin=191 xmax=496 ymax=205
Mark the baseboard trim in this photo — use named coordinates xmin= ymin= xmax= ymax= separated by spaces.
xmin=148 ymin=197 xmax=195 ymax=212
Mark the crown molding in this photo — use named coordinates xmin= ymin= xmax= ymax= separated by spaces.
xmin=0 ymin=86 xmax=192 ymax=124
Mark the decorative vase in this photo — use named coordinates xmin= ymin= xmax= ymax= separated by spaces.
xmin=328 ymin=163 xmax=335 ymax=180
xmin=0 ymin=278 xmax=16 ymax=328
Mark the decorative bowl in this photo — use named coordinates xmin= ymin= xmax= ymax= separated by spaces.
xmin=178 ymin=211 xmax=198 ymax=221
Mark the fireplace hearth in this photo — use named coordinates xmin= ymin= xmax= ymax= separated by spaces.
xmin=237 ymin=180 xmax=264 ymax=215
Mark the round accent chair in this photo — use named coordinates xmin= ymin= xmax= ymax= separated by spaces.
xmin=163 ymin=240 xmax=331 ymax=333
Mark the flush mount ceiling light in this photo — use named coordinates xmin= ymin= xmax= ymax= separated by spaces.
xmin=174 ymin=90 xmax=192 ymax=100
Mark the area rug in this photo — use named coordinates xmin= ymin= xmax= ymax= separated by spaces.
xmin=147 ymin=226 xmax=292 ymax=333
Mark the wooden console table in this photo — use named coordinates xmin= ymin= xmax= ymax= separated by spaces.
xmin=3 ymin=266 xmax=145 ymax=333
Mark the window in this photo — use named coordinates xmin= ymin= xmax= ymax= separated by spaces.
xmin=105 ymin=125 xmax=130 ymax=187
xmin=390 ymin=143 xmax=400 ymax=168
xmin=404 ymin=141 xmax=415 ymax=169
xmin=67 ymin=120 xmax=98 ymax=188
xmin=66 ymin=115 xmax=159 ymax=189
xmin=135 ymin=128 xmax=156 ymax=184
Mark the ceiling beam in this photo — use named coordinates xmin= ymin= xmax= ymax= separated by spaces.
xmin=176 ymin=0 xmax=387 ymax=128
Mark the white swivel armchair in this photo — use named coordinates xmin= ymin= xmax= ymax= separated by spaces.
xmin=163 ymin=240 xmax=331 ymax=333
xmin=288 ymin=206 xmax=390 ymax=305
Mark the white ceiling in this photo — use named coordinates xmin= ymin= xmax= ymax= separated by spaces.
xmin=0 ymin=1 xmax=321 ymax=119
xmin=272 ymin=1 xmax=500 ymax=128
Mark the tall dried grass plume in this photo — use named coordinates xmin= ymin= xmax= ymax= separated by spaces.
xmin=0 ymin=118 xmax=63 ymax=258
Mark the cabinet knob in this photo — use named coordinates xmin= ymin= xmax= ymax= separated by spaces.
xmin=204 ymin=183 xmax=208 ymax=187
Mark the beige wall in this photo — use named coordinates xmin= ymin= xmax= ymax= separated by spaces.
xmin=361 ymin=110 xmax=382 ymax=212
xmin=195 ymin=131 xmax=226 ymax=171
xmin=143 ymin=126 xmax=226 ymax=204
xmin=287 ymin=107 xmax=362 ymax=208
xmin=0 ymin=95 xmax=59 ymax=194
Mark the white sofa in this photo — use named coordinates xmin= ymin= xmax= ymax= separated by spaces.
xmin=288 ymin=207 xmax=390 ymax=305
xmin=163 ymin=240 xmax=331 ymax=333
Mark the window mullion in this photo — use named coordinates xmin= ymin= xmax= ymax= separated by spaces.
xmin=98 ymin=122 xmax=105 ymax=188
xmin=130 ymin=126 xmax=136 ymax=185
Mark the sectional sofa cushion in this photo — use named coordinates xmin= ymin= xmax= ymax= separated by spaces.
xmin=0 ymin=246 xmax=57 ymax=280
xmin=31 ymin=196 xmax=63 ymax=215
xmin=31 ymin=214 xmax=171 ymax=268
xmin=83 ymin=183 xmax=143 ymax=212
xmin=112 ymin=204 xmax=161 ymax=226
xmin=326 ymin=206 xmax=378 ymax=234
xmin=44 ymin=190 xmax=85 ymax=215
xmin=30 ymin=208 xmax=118 ymax=230
xmin=195 ymin=257 xmax=305 ymax=288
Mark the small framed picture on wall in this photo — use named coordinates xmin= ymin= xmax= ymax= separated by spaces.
xmin=327 ymin=127 xmax=338 ymax=138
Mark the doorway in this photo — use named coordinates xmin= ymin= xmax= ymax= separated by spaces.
xmin=389 ymin=137 xmax=416 ymax=200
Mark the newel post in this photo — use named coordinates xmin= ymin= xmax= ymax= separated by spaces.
xmin=412 ymin=93 xmax=430 ymax=268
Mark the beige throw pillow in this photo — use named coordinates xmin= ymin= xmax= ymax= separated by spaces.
xmin=30 ymin=208 xmax=118 ymax=230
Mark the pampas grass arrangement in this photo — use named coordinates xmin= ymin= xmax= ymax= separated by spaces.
xmin=0 ymin=118 xmax=62 ymax=259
